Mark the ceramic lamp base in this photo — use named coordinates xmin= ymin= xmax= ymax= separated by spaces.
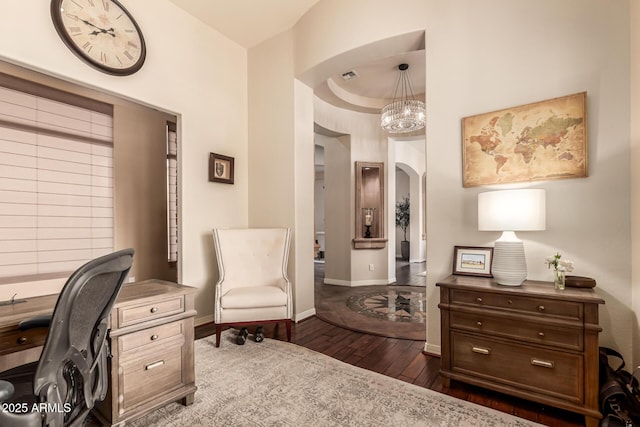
xmin=492 ymin=240 xmax=527 ymax=286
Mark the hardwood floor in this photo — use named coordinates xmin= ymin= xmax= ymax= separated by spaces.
xmin=196 ymin=319 xmax=586 ymax=426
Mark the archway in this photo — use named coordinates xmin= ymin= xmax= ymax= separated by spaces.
xmin=303 ymin=32 xmax=427 ymax=338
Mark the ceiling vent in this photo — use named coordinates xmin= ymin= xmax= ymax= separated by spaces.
xmin=340 ymin=70 xmax=359 ymax=80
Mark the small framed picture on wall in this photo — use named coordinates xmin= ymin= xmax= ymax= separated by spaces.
xmin=209 ymin=152 xmax=234 ymax=184
xmin=452 ymin=246 xmax=493 ymax=277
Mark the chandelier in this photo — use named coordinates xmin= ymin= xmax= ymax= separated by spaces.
xmin=380 ymin=63 xmax=425 ymax=134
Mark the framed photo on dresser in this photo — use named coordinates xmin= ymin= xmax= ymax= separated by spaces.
xmin=452 ymin=246 xmax=493 ymax=277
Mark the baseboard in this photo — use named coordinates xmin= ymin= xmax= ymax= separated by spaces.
xmin=424 ymin=342 xmax=441 ymax=356
xmin=295 ymin=308 xmax=316 ymax=322
xmin=324 ymin=278 xmax=392 ymax=287
xmin=195 ymin=314 xmax=214 ymax=327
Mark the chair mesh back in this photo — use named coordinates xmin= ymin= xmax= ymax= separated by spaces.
xmin=68 ymin=271 xmax=120 ymax=350
xmin=33 ymin=249 xmax=134 ymax=424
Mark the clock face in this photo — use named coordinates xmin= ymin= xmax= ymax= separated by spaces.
xmin=51 ymin=0 xmax=146 ymax=76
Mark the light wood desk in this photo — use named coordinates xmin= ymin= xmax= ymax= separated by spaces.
xmin=0 ymin=279 xmax=198 ymax=426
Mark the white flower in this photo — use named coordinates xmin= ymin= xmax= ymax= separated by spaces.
xmin=545 ymin=252 xmax=575 ymax=272
xmin=559 ymin=259 xmax=574 ymax=272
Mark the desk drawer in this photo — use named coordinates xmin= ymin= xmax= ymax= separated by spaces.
xmin=0 ymin=327 xmax=48 ymax=355
xmin=451 ymin=332 xmax=582 ymax=402
xmin=119 ymin=321 xmax=183 ymax=354
xmin=450 ymin=311 xmax=583 ymax=351
xmin=117 ymin=296 xmax=184 ymax=328
xmin=450 ymin=289 xmax=582 ymax=320
xmin=120 ymin=337 xmax=185 ymax=412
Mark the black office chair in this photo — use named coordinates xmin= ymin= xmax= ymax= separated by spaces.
xmin=0 ymin=249 xmax=134 ymax=427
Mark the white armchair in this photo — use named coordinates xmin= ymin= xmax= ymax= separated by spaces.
xmin=212 ymin=227 xmax=293 ymax=347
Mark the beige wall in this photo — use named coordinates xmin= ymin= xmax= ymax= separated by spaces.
xmin=631 ymin=1 xmax=640 ymax=369
xmin=250 ymin=0 xmax=633 ymax=359
xmin=0 ymin=1 xmax=635 ymax=361
xmin=321 ymin=134 xmax=352 ymax=284
xmin=248 ymin=31 xmax=318 ymax=319
xmin=314 ymin=98 xmax=392 ymax=286
xmin=113 ymin=103 xmax=176 ymax=283
xmin=293 ymin=80 xmax=316 ymax=319
xmin=395 ymin=138 xmax=426 ymax=263
xmin=0 ymin=1 xmax=249 ymax=324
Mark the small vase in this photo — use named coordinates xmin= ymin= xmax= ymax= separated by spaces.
xmin=554 ymin=269 xmax=566 ymax=290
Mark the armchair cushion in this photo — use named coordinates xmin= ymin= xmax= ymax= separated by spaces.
xmin=220 ymin=285 xmax=288 ymax=309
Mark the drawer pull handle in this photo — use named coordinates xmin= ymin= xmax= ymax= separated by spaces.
xmin=472 ymin=346 xmax=490 ymax=355
xmin=145 ymin=360 xmax=165 ymax=370
xmin=507 ymin=299 xmax=513 ymax=304
xmin=150 ymin=307 xmax=158 ymax=313
xmin=531 ymin=358 xmax=554 ymax=369
xmin=17 ymin=337 xmax=27 ymax=345
xmin=537 ymin=305 xmax=545 ymax=312
xmin=476 ymin=321 xmax=483 ymax=327
xmin=150 ymin=334 xmax=159 ymax=341
xmin=476 ymin=298 xmax=483 ymax=303
xmin=538 ymin=332 xmax=545 ymax=337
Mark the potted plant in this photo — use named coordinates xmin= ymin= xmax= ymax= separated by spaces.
xmin=396 ymin=196 xmax=410 ymax=261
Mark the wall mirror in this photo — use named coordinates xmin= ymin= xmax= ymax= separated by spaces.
xmin=353 ymin=161 xmax=387 ymax=249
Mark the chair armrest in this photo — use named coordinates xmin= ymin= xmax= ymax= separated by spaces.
xmin=18 ymin=314 xmax=52 ymax=330
xmin=0 ymin=380 xmax=14 ymax=402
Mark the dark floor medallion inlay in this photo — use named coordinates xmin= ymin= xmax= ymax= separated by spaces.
xmin=346 ymin=290 xmax=426 ymax=323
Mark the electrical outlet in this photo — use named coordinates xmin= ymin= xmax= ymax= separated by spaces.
xmin=369 ymin=264 xmax=374 ymax=271
xmin=128 ymin=276 xmax=136 ymax=283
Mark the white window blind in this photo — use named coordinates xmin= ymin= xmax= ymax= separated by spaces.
xmin=167 ymin=124 xmax=178 ymax=264
xmin=0 ymin=85 xmax=113 ymax=284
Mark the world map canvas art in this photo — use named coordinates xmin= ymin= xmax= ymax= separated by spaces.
xmin=462 ymin=92 xmax=587 ymax=187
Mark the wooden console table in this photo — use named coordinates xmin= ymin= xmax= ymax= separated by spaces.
xmin=437 ymin=275 xmax=604 ymax=427
xmin=0 ymin=279 xmax=197 ymax=426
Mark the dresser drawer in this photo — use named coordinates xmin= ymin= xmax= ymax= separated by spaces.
xmin=120 ymin=338 xmax=185 ymax=412
xmin=450 ymin=289 xmax=583 ymax=320
xmin=0 ymin=327 xmax=48 ymax=355
xmin=119 ymin=320 xmax=184 ymax=354
xmin=450 ymin=311 xmax=583 ymax=351
xmin=117 ymin=296 xmax=185 ymax=328
xmin=451 ymin=332 xmax=583 ymax=402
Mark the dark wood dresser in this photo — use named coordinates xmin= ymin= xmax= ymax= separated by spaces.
xmin=437 ymin=275 xmax=604 ymax=427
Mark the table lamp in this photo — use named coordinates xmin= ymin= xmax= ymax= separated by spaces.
xmin=478 ymin=189 xmax=546 ymax=286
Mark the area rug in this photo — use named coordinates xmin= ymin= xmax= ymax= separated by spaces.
xmin=346 ymin=289 xmax=426 ymax=323
xmin=315 ymin=284 xmax=426 ymax=340
xmin=111 ymin=330 xmax=542 ymax=427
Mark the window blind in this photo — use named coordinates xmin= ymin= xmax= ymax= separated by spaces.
xmin=167 ymin=124 xmax=178 ymax=264
xmin=0 ymin=85 xmax=113 ymax=284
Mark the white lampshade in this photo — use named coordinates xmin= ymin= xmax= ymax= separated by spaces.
xmin=478 ymin=189 xmax=546 ymax=286
xmin=478 ymin=189 xmax=546 ymax=231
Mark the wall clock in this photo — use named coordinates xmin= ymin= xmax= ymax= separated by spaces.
xmin=50 ymin=0 xmax=146 ymax=76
